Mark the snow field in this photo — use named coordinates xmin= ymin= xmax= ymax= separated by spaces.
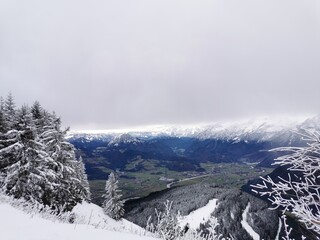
xmin=0 ymin=200 xmax=156 ymax=240
xmin=241 ymin=202 xmax=260 ymax=240
xmin=178 ymin=198 xmax=218 ymax=230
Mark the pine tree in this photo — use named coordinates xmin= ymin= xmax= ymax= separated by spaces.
xmin=0 ymin=97 xmax=6 ymax=133
xmin=0 ymin=95 xmax=21 ymax=181
xmin=31 ymin=101 xmax=45 ymax=133
xmin=0 ymin=93 xmax=91 ymax=212
xmin=3 ymin=92 xmax=16 ymax=129
xmin=1 ymin=105 xmax=57 ymax=205
xmin=103 ymin=171 xmax=125 ymax=220
xmin=39 ymin=112 xmax=82 ymax=211
xmin=75 ymin=156 xmax=91 ymax=202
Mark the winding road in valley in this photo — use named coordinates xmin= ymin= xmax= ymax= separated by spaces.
xmin=166 ymin=174 xmax=212 ymax=188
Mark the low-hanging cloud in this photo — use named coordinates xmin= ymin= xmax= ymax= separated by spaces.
xmin=0 ymin=0 xmax=319 ymax=130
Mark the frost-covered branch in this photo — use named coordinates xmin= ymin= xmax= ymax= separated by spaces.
xmin=252 ymin=130 xmax=320 ymax=233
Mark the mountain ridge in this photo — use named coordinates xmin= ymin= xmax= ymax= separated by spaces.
xmin=68 ymin=116 xmax=319 ymax=143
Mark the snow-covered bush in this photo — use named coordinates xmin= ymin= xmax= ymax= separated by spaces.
xmin=147 ymin=200 xmax=182 ymax=240
xmin=252 ymin=129 xmax=320 ymax=233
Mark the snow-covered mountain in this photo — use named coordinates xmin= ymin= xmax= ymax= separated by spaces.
xmin=68 ymin=116 xmax=319 ymax=143
xmin=108 ymin=133 xmax=143 ymax=146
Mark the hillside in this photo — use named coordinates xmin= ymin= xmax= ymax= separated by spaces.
xmin=125 ymin=182 xmax=281 ymax=240
xmin=0 ymin=195 xmax=155 ymax=240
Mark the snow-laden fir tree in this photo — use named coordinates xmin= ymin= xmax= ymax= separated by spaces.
xmin=102 ymin=171 xmax=124 ymax=220
xmin=0 ymin=105 xmax=57 ymax=205
xmin=38 ymin=111 xmax=88 ymax=211
xmin=3 ymin=92 xmax=16 ymax=129
xmin=0 ymin=97 xmax=6 ymax=133
xmin=75 ymin=156 xmax=91 ymax=202
xmin=0 ymin=93 xmax=91 ymax=212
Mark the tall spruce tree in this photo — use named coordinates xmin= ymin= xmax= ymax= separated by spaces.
xmin=31 ymin=101 xmax=45 ymax=133
xmin=0 ymin=97 xmax=6 ymax=133
xmin=1 ymin=105 xmax=57 ymax=204
xmin=39 ymin=112 xmax=84 ymax=211
xmin=102 ymin=171 xmax=125 ymax=220
xmin=76 ymin=156 xmax=91 ymax=202
xmin=0 ymin=95 xmax=19 ymax=177
xmin=0 ymin=93 xmax=91 ymax=212
xmin=3 ymin=92 xmax=16 ymax=129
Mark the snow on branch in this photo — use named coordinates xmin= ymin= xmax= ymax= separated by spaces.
xmin=252 ymin=129 xmax=320 ymax=233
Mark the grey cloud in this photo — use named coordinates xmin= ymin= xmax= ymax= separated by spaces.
xmin=0 ymin=0 xmax=319 ymax=129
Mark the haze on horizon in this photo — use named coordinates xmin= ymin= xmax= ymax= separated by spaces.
xmin=0 ymin=0 xmax=319 ymax=130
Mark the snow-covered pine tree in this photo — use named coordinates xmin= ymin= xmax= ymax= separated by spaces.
xmin=3 ymin=92 xmax=17 ymax=129
xmin=103 ymin=171 xmax=125 ymax=220
xmin=75 ymin=156 xmax=91 ymax=202
xmin=0 ymin=97 xmax=6 ymax=133
xmin=0 ymin=93 xmax=91 ymax=212
xmin=31 ymin=101 xmax=45 ymax=134
xmin=0 ymin=95 xmax=20 ymax=181
xmin=1 ymin=105 xmax=57 ymax=205
xmin=39 ymin=112 xmax=84 ymax=211
xmin=0 ymin=97 xmax=8 ymax=185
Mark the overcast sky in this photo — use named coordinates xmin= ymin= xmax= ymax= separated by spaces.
xmin=0 ymin=0 xmax=319 ymax=130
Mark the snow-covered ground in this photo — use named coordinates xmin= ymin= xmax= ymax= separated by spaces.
xmin=241 ymin=202 xmax=260 ymax=240
xmin=71 ymin=201 xmax=149 ymax=234
xmin=179 ymin=198 xmax=218 ymax=230
xmin=0 ymin=199 xmax=156 ymax=240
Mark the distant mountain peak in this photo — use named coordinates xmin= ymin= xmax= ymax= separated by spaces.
xmin=108 ymin=133 xmax=142 ymax=146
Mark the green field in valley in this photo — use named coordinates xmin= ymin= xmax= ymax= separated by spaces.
xmin=89 ymin=158 xmax=273 ymax=206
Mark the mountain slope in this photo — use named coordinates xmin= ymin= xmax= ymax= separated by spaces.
xmin=0 ymin=197 xmax=155 ymax=240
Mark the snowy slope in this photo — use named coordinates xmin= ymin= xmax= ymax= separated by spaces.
xmin=0 ymin=199 xmax=156 ymax=240
xmin=241 ymin=202 xmax=260 ymax=240
xmin=179 ymin=198 xmax=218 ymax=230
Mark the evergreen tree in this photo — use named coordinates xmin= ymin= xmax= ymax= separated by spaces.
xmin=0 ymin=97 xmax=6 ymax=133
xmin=76 ymin=156 xmax=91 ymax=202
xmin=3 ymin=92 xmax=16 ymax=129
xmin=0 ymin=94 xmax=20 ymax=180
xmin=0 ymin=97 xmax=4 ymax=110
xmin=0 ymin=93 xmax=91 ymax=212
xmin=31 ymin=101 xmax=45 ymax=133
xmin=39 ymin=112 xmax=83 ymax=211
xmin=1 ymin=105 xmax=57 ymax=205
xmin=103 ymin=171 xmax=125 ymax=220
